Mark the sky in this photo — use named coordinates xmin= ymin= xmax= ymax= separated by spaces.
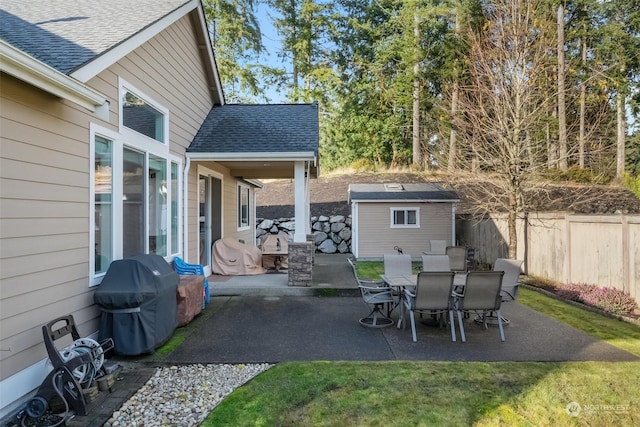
xmin=254 ymin=4 xmax=288 ymax=103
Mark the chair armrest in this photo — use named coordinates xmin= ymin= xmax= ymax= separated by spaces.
xmin=358 ymin=279 xmax=386 ymax=287
xmin=501 ymin=283 xmax=520 ymax=301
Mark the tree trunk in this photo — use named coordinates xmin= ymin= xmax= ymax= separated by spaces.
xmin=508 ymin=189 xmax=518 ymax=259
xmin=412 ymin=9 xmax=422 ymax=169
xmin=578 ymin=32 xmax=587 ymax=168
xmin=448 ymin=80 xmax=459 ymax=173
xmin=557 ymin=6 xmax=568 ymax=171
xmin=616 ymin=91 xmax=626 ymax=178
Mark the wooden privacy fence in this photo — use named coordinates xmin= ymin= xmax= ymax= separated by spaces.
xmin=457 ymin=213 xmax=640 ymax=304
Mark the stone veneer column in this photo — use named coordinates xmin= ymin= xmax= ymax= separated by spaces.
xmin=287 ymin=241 xmax=314 ymax=286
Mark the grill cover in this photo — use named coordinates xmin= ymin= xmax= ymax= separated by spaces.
xmin=94 ymin=254 xmax=178 ymax=355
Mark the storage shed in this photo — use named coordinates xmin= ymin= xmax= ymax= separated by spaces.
xmin=348 ymin=183 xmax=460 ymax=259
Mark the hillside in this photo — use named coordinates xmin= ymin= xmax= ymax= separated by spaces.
xmin=256 ymin=172 xmax=640 ymax=219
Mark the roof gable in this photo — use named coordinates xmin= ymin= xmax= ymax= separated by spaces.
xmin=0 ymin=0 xmax=217 ymax=78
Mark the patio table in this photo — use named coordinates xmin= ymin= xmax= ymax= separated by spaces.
xmin=262 ymin=248 xmax=285 ymax=271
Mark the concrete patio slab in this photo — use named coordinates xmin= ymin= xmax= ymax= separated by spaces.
xmin=165 ymin=295 xmax=638 ymax=364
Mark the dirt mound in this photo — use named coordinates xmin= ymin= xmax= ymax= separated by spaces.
xmin=256 ymin=173 xmax=640 ymax=219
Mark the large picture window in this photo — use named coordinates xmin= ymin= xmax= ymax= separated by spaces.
xmin=390 ymin=207 xmax=420 ymax=228
xmin=238 ymin=185 xmax=250 ymax=229
xmin=91 ymin=82 xmax=179 ymax=285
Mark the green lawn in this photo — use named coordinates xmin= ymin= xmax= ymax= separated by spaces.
xmin=202 ymin=273 xmax=640 ymax=426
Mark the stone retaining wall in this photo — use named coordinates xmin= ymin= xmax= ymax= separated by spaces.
xmin=256 ymin=215 xmax=352 ymax=254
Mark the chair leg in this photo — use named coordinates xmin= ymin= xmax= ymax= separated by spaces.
xmin=397 ymin=299 xmax=404 ymax=329
xmin=409 ymin=310 xmax=417 ymax=342
xmin=497 ymin=309 xmax=506 ymax=342
xmin=457 ymin=310 xmax=466 ymax=342
xmin=449 ymin=310 xmax=457 ymax=342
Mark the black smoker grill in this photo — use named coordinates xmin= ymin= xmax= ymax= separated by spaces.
xmin=94 ymin=254 xmax=179 ymax=355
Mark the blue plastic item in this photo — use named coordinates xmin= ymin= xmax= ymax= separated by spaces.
xmin=173 ymin=257 xmax=210 ymax=309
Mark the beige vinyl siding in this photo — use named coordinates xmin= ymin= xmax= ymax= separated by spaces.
xmin=0 ymin=13 xmax=217 ymax=383
xmin=97 ymin=16 xmax=213 ymax=154
xmin=0 ymin=75 xmax=97 ymax=380
xmin=356 ymin=202 xmax=453 ymax=259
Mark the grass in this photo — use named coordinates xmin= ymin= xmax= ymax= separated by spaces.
xmin=201 ymin=268 xmax=640 ymax=426
xmin=518 ymin=287 xmax=640 ymax=357
xmin=154 ymin=327 xmax=188 ymax=356
xmin=205 ymin=361 xmax=639 ymax=426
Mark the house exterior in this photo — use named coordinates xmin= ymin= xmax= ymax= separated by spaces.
xmin=348 ymin=183 xmax=459 ymax=259
xmin=0 ymin=0 xmax=318 ymax=417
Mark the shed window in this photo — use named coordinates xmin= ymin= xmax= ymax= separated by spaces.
xmin=391 ymin=207 xmax=420 ymax=228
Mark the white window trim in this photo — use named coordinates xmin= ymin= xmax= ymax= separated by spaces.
xmin=118 ymin=77 xmax=170 ymax=153
xmin=237 ymin=183 xmax=251 ymax=231
xmin=90 ymin=123 xmax=120 ymax=286
xmin=89 ymin=122 xmax=182 ymax=286
xmin=390 ymin=207 xmax=420 ymax=229
xmin=168 ymin=154 xmax=183 ymax=257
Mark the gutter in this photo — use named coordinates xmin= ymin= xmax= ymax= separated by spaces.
xmin=0 ymin=40 xmax=109 ymax=120
xmin=186 ymin=151 xmax=317 ymax=162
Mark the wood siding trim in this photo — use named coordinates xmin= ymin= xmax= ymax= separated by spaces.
xmin=354 ymin=202 xmax=454 ymax=259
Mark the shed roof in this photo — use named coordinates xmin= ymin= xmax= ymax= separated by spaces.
xmin=348 ymin=183 xmax=459 ymax=203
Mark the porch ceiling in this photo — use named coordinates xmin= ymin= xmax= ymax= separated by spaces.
xmin=215 ymin=159 xmax=318 ymax=179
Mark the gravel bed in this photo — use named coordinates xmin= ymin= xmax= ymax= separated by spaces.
xmin=104 ymin=363 xmax=272 ymax=427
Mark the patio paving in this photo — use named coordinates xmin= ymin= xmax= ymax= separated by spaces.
xmin=69 ymin=254 xmax=636 ymax=426
xmin=165 ymin=294 xmax=638 ymax=364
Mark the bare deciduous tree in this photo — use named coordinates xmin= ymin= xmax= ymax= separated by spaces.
xmin=454 ymin=0 xmax=556 ymax=259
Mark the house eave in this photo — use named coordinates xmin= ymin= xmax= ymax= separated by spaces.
xmin=349 ymin=198 xmax=460 ymax=204
xmin=0 ymin=39 xmax=109 ymax=119
xmin=186 ymin=151 xmax=317 ymax=162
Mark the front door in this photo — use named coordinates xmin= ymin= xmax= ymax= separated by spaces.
xmin=199 ymin=173 xmax=222 ymax=275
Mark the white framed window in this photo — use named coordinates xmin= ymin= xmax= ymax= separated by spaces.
xmin=237 ymin=184 xmax=250 ymax=230
xmin=390 ymin=207 xmax=420 ymax=228
xmin=90 ymin=117 xmax=181 ymax=285
xmin=119 ymin=78 xmax=169 ymax=148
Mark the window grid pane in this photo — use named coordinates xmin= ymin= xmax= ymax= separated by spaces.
xmin=123 ymin=148 xmax=145 ymax=258
xmin=149 ymin=155 xmax=167 ymax=256
xmin=122 ymin=91 xmax=165 ymax=142
xmin=94 ymin=136 xmax=112 ymax=274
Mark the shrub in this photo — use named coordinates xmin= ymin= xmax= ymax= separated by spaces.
xmin=582 ymin=287 xmax=639 ymax=315
xmin=566 ymin=166 xmax=595 ymax=183
xmin=623 ymin=172 xmax=640 ymax=199
xmin=558 ymin=283 xmax=638 ymax=315
xmin=350 ymin=158 xmax=376 ymax=173
xmin=557 ymin=283 xmax=597 ymax=302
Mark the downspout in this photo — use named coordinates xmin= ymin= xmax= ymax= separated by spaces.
xmin=183 ymin=156 xmax=191 ymax=261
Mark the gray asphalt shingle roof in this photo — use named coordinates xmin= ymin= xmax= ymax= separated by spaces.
xmin=189 ymin=103 xmax=319 ymax=155
xmin=348 ymin=183 xmax=459 ymax=202
xmin=0 ymin=0 xmax=190 ymax=74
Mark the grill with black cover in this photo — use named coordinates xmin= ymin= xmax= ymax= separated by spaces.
xmin=94 ymin=254 xmax=178 ymax=355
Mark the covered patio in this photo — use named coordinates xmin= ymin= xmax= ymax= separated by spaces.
xmin=187 ymin=103 xmax=319 ymax=286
